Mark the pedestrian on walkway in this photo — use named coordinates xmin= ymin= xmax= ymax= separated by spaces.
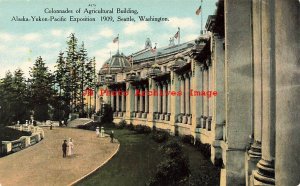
xmin=62 ymin=140 xmax=68 ymax=158
xmin=110 ymin=130 xmax=114 ymax=143
xmin=101 ymin=127 xmax=105 ymax=137
xmin=68 ymin=138 xmax=74 ymax=156
xmin=96 ymin=127 xmax=100 ymax=137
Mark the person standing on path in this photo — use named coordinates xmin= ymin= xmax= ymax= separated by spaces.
xmin=96 ymin=127 xmax=100 ymax=137
xmin=68 ymin=138 xmax=74 ymax=156
xmin=62 ymin=140 xmax=68 ymax=158
xmin=110 ymin=131 xmax=114 ymax=143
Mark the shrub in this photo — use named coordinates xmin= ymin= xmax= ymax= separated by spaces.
xmin=195 ymin=139 xmax=211 ymax=159
xmin=151 ymin=130 xmax=169 ymax=143
xmin=143 ymin=126 xmax=152 ymax=134
xmin=181 ymin=135 xmax=194 ymax=145
xmin=116 ymin=120 xmax=127 ymax=129
xmin=148 ymin=140 xmax=190 ymax=186
xmin=100 ymin=104 xmax=113 ymax=124
xmin=126 ymin=123 xmax=134 ymax=130
xmin=134 ymin=124 xmax=152 ymax=134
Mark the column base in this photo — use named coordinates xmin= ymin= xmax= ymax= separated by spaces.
xmin=159 ymin=114 xmax=164 ymax=120
xmin=142 ymin=113 xmax=147 ymax=118
xmin=182 ymin=115 xmax=187 ymax=124
xmin=187 ymin=115 xmax=191 ymax=125
xmin=118 ymin=112 xmax=123 ymax=117
xmin=196 ymin=117 xmax=201 ymax=128
xmin=154 ymin=113 xmax=160 ymax=120
xmin=245 ymin=143 xmax=261 ymax=186
xmin=253 ymin=159 xmax=275 ymax=185
xmin=202 ymin=116 xmax=207 ymax=129
xmin=164 ymin=114 xmax=170 ymax=121
xmin=207 ymin=116 xmax=212 ymax=131
xmin=248 ymin=142 xmax=262 ymax=158
xmin=177 ymin=114 xmax=183 ymax=123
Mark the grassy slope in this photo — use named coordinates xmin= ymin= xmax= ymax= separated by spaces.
xmin=77 ymin=128 xmax=162 ymax=186
xmin=77 ymin=126 xmax=220 ymax=186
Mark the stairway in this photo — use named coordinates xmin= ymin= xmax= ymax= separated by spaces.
xmin=67 ymin=118 xmax=93 ymax=128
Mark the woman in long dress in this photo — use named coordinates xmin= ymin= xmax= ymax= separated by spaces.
xmin=68 ymin=138 xmax=74 ymax=156
xmin=96 ymin=127 xmax=100 ymax=137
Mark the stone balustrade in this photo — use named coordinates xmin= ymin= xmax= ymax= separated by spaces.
xmin=1 ymin=125 xmax=44 ymax=155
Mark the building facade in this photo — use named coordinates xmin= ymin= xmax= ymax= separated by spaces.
xmin=95 ymin=0 xmax=300 ymax=185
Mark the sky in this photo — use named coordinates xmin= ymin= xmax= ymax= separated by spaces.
xmin=0 ymin=0 xmax=217 ymax=78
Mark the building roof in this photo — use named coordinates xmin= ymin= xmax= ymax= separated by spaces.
xmin=99 ymin=52 xmax=131 ymax=75
xmin=132 ymin=41 xmax=196 ymax=63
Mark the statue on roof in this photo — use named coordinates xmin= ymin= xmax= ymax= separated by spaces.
xmin=145 ymin=38 xmax=152 ymax=49
xmin=169 ymin=37 xmax=175 ymax=46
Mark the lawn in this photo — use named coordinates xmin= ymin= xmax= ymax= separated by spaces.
xmin=76 ymin=125 xmax=220 ymax=186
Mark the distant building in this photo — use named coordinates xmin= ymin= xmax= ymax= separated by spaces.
xmin=96 ymin=1 xmax=300 ymax=185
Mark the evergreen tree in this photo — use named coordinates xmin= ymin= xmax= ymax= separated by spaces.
xmin=0 ymin=71 xmax=14 ymax=124
xmin=85 ymin=57 xmax=95 ymax=115
xmin=54 ymin=51 xmax=67 ymax=121
xmin=66 ymin=33 xmax=79 ymax=113
xmin=30 ymin=56 xmax=55 ymax=121
xmin=0 ymin=70 xmax=29 ymax=125
xmin=78 ymin=42 xmax=88 ymax=116
xmin=11 ymin=69 xmax=29 ymax=122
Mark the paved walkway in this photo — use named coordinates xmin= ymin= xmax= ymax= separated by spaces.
xmin=0 ymin=127 xmax=119 ymax=186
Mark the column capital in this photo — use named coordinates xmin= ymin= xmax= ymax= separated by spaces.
xmin=178 ymin=74 xmax=185 ymax=81
xmin=184 ymin=72 xmax=192 ymax=79
xmin=161 ymin=81 xmax=168 ymax=86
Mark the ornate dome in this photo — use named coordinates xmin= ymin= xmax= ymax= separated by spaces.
xmin=99 ymin=52 xmax=131 ymax=74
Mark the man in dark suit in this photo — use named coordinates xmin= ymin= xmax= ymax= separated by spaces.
xmin=62 ymin=140 xmax=68 ymax=158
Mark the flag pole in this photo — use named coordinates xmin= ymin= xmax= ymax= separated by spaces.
xmin=154 ymin=43 xmax=157 ymax=64
xmin=109 ymin=51 xmax=111 ymax=74
xmin=178 ymin=27 xmax=180 ymax=45
xmin=201 ymin=0 xmax=203 ymax=34
xmin=118 ymin=34 xmax=120 ymax=53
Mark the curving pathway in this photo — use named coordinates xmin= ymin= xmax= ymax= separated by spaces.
xmin=0 ymin=127 xmax=119 ymax=186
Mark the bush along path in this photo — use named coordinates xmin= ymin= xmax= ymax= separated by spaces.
xmin=77 ymin=121 xmax=220 ymax=186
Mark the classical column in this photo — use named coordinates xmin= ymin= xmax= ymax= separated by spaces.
xmin=191 ymin=61 xmax=203 ymax=128
xmin=121 ymin=87 xmax=125 ymax=112
xmin=200 ymin=68 xmax=204 ymax=127
xmin=147 ymin=78 xmax=156 ymax=124
xmin=206 ymin=66 xmax=210 ymax=122
xmin=275 ymin=0 xmax=300 ymax=185
xmin=140 ymin=87 xmax=144 ymax=113
xmin=184 ymin=73 xmax=190 ymax=115
xmin=162 ymin=82 xmax=167 ymax=114
xmin=167 ymin=81 xmax=171 ymax=114
xmin=144 ymin=85 xmax=149 ymax=113
xmin=253 ymin=0 xmax=275 ymax=184
xmin=208 ymin=64 xmax=212 ymax=130
xmin=111 ymin=88 xmax=115 ymax=111
xmin=248 ymin=0 xmax=262 ymax=159
xmin=180 ymin=75 xmax=185 ymax=114
xmin=210 ymin=36 xmax=225 ymax=165
xmin=134 ymin=86 xmax=138 ymax=112
xmin=157 ymin=83 xmax=161 ymax=113
xmin=116 ymin=88 xmax=120 ymax=112
xmin=203 ymin=68 xmax=208 ymax=128
xmin=125 ymin=82 xmax=134 ymax=118
xmin=221 ymin=0 xmax=253 ymax=185
xmin=170 ymin=71 xmax=181 ymax=133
